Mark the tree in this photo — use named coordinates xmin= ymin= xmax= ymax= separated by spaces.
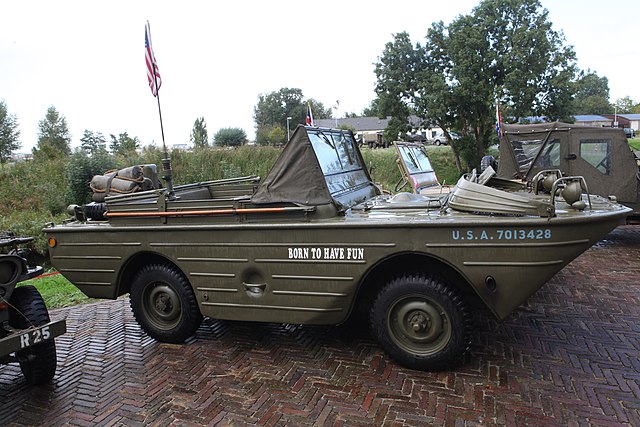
xmin=362 ymin=98 xmax=384 ymax=117
xmin=255 ymin=125 xmax=286 ymax=146
xmin=34 ymin=106 xmax=71 ymax=159
xmin=375 ymin=0 xmax=577 ymax=170
xmin=613 ymin=96 xmax=637 ymax=114
xmin=573 ymin=70 xmax=612 ymax=114
xmin=374 ymin=32 xmax=420 ymax=143
xmin=253 ymin=88 xmax=331 ymax=138
xmin=0 ymin=100 xmax=20 ymax=163
xmin=109 ymin=132 xmax=140 ymax=155
xmin=80 ymin=130 xmax=107 ymax=155
xmin=190 ymin=117 xmax=208 ymax=149
xmin=213 ymin=127 xmax=247 ymax=147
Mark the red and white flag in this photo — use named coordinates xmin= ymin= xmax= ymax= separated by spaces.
xmin=306 ymin=103 xmax=314 ymax=126
xmin=145 ymin=22 xmax=162 ymax=97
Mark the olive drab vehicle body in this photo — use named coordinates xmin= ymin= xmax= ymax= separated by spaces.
xmin=44 ymin=126 xmax=629 ymax=370
xmin=1 ymin=233 xmax=66 ymax=384
xmin=496 ymin=122 xmax=640 ymax=222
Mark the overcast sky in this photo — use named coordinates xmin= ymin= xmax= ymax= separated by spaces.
xmin=2 ymin=0 xmax=638 ymax=152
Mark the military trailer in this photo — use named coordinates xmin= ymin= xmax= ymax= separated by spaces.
xmin=1 ymin=232 xmax=66 ymax=384
xmin=44 ymin=126 xmax=629 ymax=371
xmin=497 ymin=122 xmax=640 ymax=223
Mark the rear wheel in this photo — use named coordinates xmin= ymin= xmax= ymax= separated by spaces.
xmin=130 ymin=264 xmax=202 ymax=343
xmin=10 ymin=286 xmax=57 ymax=385
xmin=370 ymin=274 xmax=472 ymax=370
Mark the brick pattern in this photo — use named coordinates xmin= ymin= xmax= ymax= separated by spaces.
xmin=1 ymin=226 xmax=639 ymax=426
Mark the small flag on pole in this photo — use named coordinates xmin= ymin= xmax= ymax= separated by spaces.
xmin=306 ymin=103 xmax=314 ymax=127
xmin=145 ymin=22 xmax=162 ymax=97
xmin=495 ymin=102 xmax=503 ymax=140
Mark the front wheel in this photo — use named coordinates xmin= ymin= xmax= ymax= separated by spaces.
xmin=370 ymin=274 xmax=472 ymax=370
xmin=130 ymin=264 xmax=202 ymax=343
xmin=10 ymin=286 xmax=58 ymax=384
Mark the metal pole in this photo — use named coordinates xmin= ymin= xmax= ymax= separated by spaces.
xmin=147 ymin=21 xmax=174 ymax=198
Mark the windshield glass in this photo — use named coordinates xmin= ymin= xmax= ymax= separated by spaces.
xmin=510 ymin=137 xmax=560 ymax=172
xmin=308 ymin=129 xmax=362 ymax=175
xmin=398 ymin=144 xmax=434 ymax=173
xmin=307 ymin=128 xmax=372 ymax=198
xmin=396 ymin=143 xmax=439 ymax=190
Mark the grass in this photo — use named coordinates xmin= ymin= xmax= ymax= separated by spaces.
xmin=629 ymin=138 xmax=640 ymax=151
xmin=18 ymin=272 xmax=95 ymax=310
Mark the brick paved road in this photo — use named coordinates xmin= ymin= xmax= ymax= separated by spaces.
xmin=1 ymin=226 xmax=639 ymax=426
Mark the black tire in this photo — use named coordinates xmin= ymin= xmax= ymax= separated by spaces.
xmin=9 ymin=286 xmax=57 ymax=385
xmin=370 ymin=274 xmax=472 ymax=371
xmin=435 ymin=139 xmax=442 ymax=146
xmin=129 ymin=264 xmax=202 ymax=343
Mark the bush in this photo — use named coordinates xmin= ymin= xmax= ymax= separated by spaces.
xmin=213 ymin=127 xmax=247 ymax=147
xmin=0 ymin=209 xmax=66 ymax=258
xmin=0 ymin=158 xmax=68 ymax=217
xmin=66 ymin=149 xmax=117 ymax=205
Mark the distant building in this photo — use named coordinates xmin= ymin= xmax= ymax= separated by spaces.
xmin=618 ymin=114 xmax=640 ymax=131
xmin=10 ymin=153 xmax=33 ymax=162
xmin=314 ymin=116 xmax=442 ymax=141
xmin=171 ymin=143 xmax=189 ymax=151
xmin=573 ymin=115 xmax=612 ymax=127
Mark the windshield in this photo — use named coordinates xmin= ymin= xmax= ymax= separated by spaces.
xmin=396 ymin=143 xmax=439 ymax=191
xmin=308 ymin=129 xmax=362 ymax=175
xmin=307 ymin=128 xmax=376 ymax=205
xmin=510 ymin=137 xmax=560 ymax=172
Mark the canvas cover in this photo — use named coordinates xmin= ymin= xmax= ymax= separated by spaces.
xmin=498 ymin=122 xmax=638 ymax=208
xmin=251 ymin=126 xmax=334 ymax=206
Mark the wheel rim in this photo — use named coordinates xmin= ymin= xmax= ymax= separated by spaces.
xmin=386 ymin=294 xmax=451 ymax=356
xmin=142 ymin=282 xmax=181 ymax=330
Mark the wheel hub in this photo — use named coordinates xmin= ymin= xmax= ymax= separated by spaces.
xmin=386 ymin=294 xmax=452 ymax=356
xmin=146 ymin=284 xmax=181 ymax=325
xmin=409 ymin=312 xmax=429 ymax=332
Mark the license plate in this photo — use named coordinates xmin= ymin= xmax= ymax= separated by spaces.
xmin=19 ymin=325 xmax=53 ymax=349
xmin=0 ymin=319 xmax=66 ymax=356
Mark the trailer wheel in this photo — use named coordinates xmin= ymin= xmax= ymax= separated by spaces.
xmin=130 ymin=264 xmax=202 ymax=343
xmin=10 ymin=286 xmax=57 ymax=385
xmin=370 ymin=274 xmax=472 ymax=370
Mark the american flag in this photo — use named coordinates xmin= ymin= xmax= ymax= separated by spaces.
xmin=145 ymin=22 xmax=161 ymax=97
xmin=306 ymin=103 xmax=314 ymax=126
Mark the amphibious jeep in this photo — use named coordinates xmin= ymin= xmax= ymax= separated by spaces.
xmin=44 ymin=126 xmax=629 ymax=370
xmin=496 ymin=122 xmax=640 ymax=223
xmin=1 ymin=232 xmax=66 ymax=384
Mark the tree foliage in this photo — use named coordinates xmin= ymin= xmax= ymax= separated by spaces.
xmin=613 ymin=96 xmax=637 ymax=114
xmin=66 ymin=149 xmax=116 ymax=204
xmin=213 ymin=127 xmax=247 ymax=147
xmin=80 ymin=130 xmax=107 ymax=155
xmin=109 ymin=132 xmax=140 ymax=156
xmin=0 ymin=100 xmax=21 ymax=163
xmin=255 ymin=125 xmax=286 ymax=146
xmin=34 ymin=106 xmax=71 ymax=159
xmin=374 ymin=0 xmax=577 ymax=170
xmin=253 ymin=87 xmax=331 ymax=145
xmin=374 ymin=32 xmax=419 ymax=143
xmin=572 ymin=70 xmax=611 ymax=114
xmin=190 ymin=117 xmax=208 ymax=149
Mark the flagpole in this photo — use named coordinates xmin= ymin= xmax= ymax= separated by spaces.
xmin=147 ymin=21 xmax=174 ymax=198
